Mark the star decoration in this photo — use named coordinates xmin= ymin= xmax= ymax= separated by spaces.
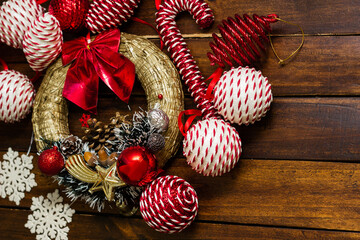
xmin=89 ymin=163 xmax=126 ymax=201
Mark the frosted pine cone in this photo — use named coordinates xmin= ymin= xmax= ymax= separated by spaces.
xmin=140 ymin=175 xmax=198 ymax=233
xmin=0 ymin=0 xmax=43 ymax=49
xmin=0 ymin=70 xmax=35 ymax=123
xmin=23 ymin=13 xmax=63 ymax=72
xmin=183 ymin=118 xmax=242 ymax=176
xmin=213 ymin=66 xmax=273 ymax=125
xmin=85 ymin=0 xmax=141 ymax=33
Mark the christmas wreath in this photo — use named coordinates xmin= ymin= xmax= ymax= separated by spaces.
xmin=32 ymin=30 xmax=184 ymax=213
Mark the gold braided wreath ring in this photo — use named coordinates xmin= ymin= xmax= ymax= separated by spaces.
xmin=32 ymin=32 xmax=184 ymax=169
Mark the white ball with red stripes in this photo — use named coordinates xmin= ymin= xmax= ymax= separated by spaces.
xmin=0 ymin=70 xmax=35 ymax=123
xmin=183 ymin=118 xmax=242 ymax=176
xmin=23 ymin=12 xmax=63 ymax=72
xmin=0 ymin=0 xmax=43 ymax=49
xmin=140 ymin=175 xmax=198 ymax=233
xmin=213 ymin=66 xmax=273 ymax=125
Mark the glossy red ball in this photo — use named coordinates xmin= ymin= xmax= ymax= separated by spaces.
xmin=116 ymin=146 xmax=157 ymax=186
xmin=38 ymin=146 xmax=65 ymax=176
xmin=49 ymin=0 xmax=89 ymax=31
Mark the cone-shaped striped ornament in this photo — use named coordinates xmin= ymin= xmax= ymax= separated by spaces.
xmin=0 ymin=0 xmax=43 ymax=49
xmin=23 ymin=13 xmax=63 ymax=72
xmin=183 ymin=118 xmax=242 ymax=176
xmin=0 ymin=70 xmax=35 ymax=123
xmin=213 ymin=66 xmax=272 ymax=125
xmin=85 ymin=0 xmax=141 ymax=33
xmin=140 ymin=175 xmax=198 ymax=233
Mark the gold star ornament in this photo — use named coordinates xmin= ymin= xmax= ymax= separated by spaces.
xmin=65 ymin=155 xmax=126 ymax=201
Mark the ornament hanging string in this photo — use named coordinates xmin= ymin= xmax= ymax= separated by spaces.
xmin=131 ymin=17 xmax=164 ymax=50
xmin=36 ymin=0 xmax=49 ymax=4
xmin=0 ymin=58 xmax=8 ymax=70
xmin=178 ymin=109 xmax=202 ymax=136
xmin=0 ymin=58 xmax=40 ymax=82
xmin=205 ymin=67 xmax=224 ymax=101
xmin=30 ymin=71 xmax=42 ymax=83
xmin=269 ymin=17 xmax=305 ymax=65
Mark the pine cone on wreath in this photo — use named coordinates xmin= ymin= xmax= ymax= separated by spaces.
xmin=59 ymin=135 xmax=83 ymax=159
xmin=82 ymin=113 xmax=129 ymax=151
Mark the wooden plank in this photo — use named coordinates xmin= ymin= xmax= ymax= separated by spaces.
xmin=0 ymin=0 xmax=359 ymax=36
xmin=1 ymin=208 xmax=359 ymax=240
xmin=2 ymin=153 xmax=360 ymax=231
xmin=2 ymin=35 xmax=360 ymax=96
xmin=119 ymin=0 xmax=360 ymax=35
xmin=1 ymin=97 xmax=359 ymax=161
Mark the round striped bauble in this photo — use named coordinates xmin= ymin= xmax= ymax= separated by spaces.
xmin=213 ymin=66 xmax=273 ymax=125
xmin=140 ymin=175 xmax=198 ymax=233
xmin=0 ymin=70 xmax=35 ymax=123
xmin=23 ymin=12 xmax=63 ymax=72
xmin=0 ymin=0 xmax=43 ymax=49
xmin=183 ymin=118 xmax=242 ymax=176
xmin=86 ymin=0 xmax=141 ymax=33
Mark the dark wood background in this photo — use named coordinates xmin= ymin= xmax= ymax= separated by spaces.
xmin=1 ymin=0 xmax=360 ymax=239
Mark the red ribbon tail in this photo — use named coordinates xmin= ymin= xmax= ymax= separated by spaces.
xmin=36 ymin=0 xmax=49 ymax=4
xmin=0 ymin=58 xmax=8 ymax=70
xmin=30 ymin=71 xmax=42 ymax=83
xmin=155 ymin=0 xmax=162 ymax=10
xmin=178 ymin=109 xmax=202 ymax=137
xmin=205 ymin=67 xmax=223 ymax=101
xmin=131 ymin=17 xmax=164 ymax=50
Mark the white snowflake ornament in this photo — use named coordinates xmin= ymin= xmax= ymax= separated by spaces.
xmin=25 ymin=189 xmax=75 ymax=240
xmin=0 ymin=148 xmax=37 ymax=205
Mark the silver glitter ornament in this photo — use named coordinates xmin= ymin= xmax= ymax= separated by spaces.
xmin=148 ymin=108 xmax=169 ymax=133
xmin=146 ymin=133 xmax=166 ymax=153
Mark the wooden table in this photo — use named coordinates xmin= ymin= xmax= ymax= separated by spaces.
xmin=1 ymin=0 xmax=359 ymax=239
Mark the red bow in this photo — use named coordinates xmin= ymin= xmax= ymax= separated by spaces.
xmin=62 ymin=28 xmax=135 ymax=114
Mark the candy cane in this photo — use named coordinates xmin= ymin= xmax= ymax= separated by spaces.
xmin=156 ymin=0 xmax=242 ymax=178
xmin=156 ymin=0 xmax=218 ymax=119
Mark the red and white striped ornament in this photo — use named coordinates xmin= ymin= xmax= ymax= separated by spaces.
xmin=0 ymin=0 xmax=43 ymax=49
xmin=213 ymin=66 xmax=273 ymax=125
xmin=23 ymin=12 xmax=63 ymax=72
xmin=85 ymin=0 xmax=141 ymax=33
xmin=0 ymin=70 xmax=35 ymax=123
xmin=156 ymin=0 xmax=217 ymax=119
xmin=183 ymin=118 xmax=242 ymax=176
xmin=140 ymin=175 xmax=198 ymax=234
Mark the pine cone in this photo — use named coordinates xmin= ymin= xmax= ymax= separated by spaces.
xmin=82 ymin=113 xmax=130 ymax=151
xmin=60 ymin=136 xmax=83 ymax=158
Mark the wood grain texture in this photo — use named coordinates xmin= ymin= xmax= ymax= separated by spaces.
xmin=2 ymin=152 xmax=360 ymax=231
xmin=1 ymin=209 xmax=360 ymax=240
xmin=3 ymin=35 xmax=360 ymax=96
xmin=0 ymin=0 xmax=359 ymax=238
xmin=1 ymin=97 xmax=359 ymax=161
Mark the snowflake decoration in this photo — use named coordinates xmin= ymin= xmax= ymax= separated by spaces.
xmin=79 ymin=113 xmax=91 ymax=127
xmin=0 ymin=148 xmax=37 ymax=205
xmin=25 ymin=189 xmax=75 ymax=240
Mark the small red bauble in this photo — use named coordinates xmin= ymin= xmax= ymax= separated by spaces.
xmin=49 ymin=0 xmax=89 ymax=31
xmin=38 ymin=146 xmax=65 ymax=176
xmin=116 ymin=146 xmax=157 ymax=186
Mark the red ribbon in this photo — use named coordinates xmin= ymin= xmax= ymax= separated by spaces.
xmin=178 ymin=109 xmax=202 ymax=136
xmin=131 ymin=17 xmax=164 ymax=50
xmin=62 ymin=28 xmax=135 ymax=114
xmin=155 ymin=0 xmax=162 ymax=10
xmin=205 ymin=67 xmax=224 ymax=101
